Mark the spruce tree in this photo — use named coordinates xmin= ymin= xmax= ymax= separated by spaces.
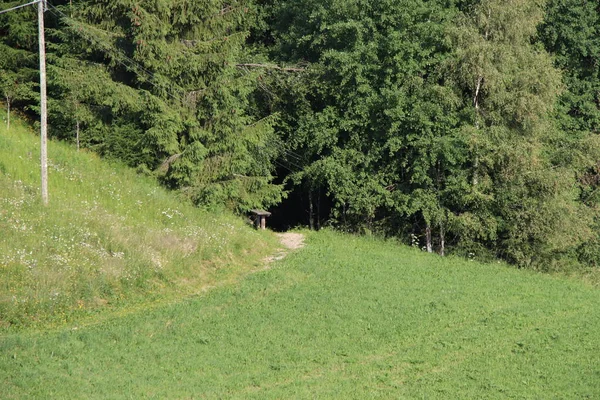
xmin=0 ymin=2 xmax=39 ymax=129
xmin=1 ymin=0 xmax=283 ymax=211
xmin=256 ymin=0 xmax=460 ymax=241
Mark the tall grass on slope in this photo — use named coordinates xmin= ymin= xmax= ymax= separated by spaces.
xmin=0 ymin=115 xmax=275 ymax=328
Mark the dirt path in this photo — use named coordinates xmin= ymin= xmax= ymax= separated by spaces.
xmin=277 ymin=232 xmax=305 ymax=250
xmin=263 ymin=232 xmax=305 ymax=266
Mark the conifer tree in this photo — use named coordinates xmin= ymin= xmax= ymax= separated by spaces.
xmin=257 ymin=0 xmax=598 ymax=267
xmin=0 ymin=2 xmax=39 ymax=129
xmin=256 ymin=0 xmax=460 ymax=241
xmin=0 ymin=0 xmax=282 ymax=211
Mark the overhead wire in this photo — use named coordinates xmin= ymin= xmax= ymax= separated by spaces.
xmin=0 ymin=0 xmax=39 ymax=15
xmin=44 ymin=1 xmax=187 ymax=103
xmin=45 ymin=2 xmax=158 ymax=79
xmin=44 ymin=1 xmax=310 ymax=174
xmin=269 ymin=139 xmax=309 ymax=171
xmin=280 ymin=147 xmax=304 ymax=162
xmin=271 ymin=140 xmax=305 ymax=160
xmin=273 ymin=159 xmax=298 ymax=174
xmin=45 ymin=5 xmax=181 ymax=102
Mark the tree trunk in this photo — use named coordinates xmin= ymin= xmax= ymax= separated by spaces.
xmin=316 ymin=187 xmax=321 ymax=230
xmin=473 ymin=156 xmax=479 ymax=186
xmin=472 ymin=75 xmax=483 ymax=187
xmin=439 ymin=222 xmax=445 ymax=257
xmin=76 ymin=120 xmax=80 ymax=151
xmin=426 ymin=225 xmax=433 ymax=253
xmin=6 ymin=96 xmax=10 ymax=131
xmin=308 ymin=188 xmax=314 ymax=230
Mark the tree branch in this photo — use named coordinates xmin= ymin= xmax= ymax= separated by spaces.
xmin=235 ymin=63 xmax=306 ymax=72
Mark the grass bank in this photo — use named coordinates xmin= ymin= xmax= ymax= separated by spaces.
xmin=0 ymin=114 xmax=277 ymax=329
xmin=2 ymin=230 xmax=599 ymax=398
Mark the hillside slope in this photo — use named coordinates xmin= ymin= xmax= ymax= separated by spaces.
xmin=0 ymin=114 xmax=277 ymax=328
xmin=1 ymin=230 xmax=599 ymax=398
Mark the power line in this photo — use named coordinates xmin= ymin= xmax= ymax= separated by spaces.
xmin=271 ymin=140 xmax=304 ymax=159
xmin=279 ymin=153 xmax=304 ymax=170
xmin=45 ymin=3 xmax=178 ymax=91
xmin=273 ymin=145 xmax=308 ymax=169
xmin=48 ymin=1 xmax=310 ymax=175
xmin=283 ymin=149 xmax=304 ymax=162
xmin=1 ymin=0 xmax=50 ymax=204
xmin=273 ymin=159 xmax=297 ymax=174
xmin=44 ymin=2 xmax=187 ymax=103
xmin=0 ymin=0 xmax=39 ymax=15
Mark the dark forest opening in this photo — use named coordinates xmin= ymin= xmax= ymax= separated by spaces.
xmin=267 ymin=175 xmax=332 ymax=232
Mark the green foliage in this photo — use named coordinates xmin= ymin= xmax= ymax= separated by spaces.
xmin=442 ymin=0 xmax=594 ymax=267
xmin=253 ymin=0 xmax=600 ymax=269
xmin=2 ymin=0 xmax=600 ymax=269
xmin=0 ymin=3 xmax=38 ymax=126
xmin=540 ymin=0 xmax=600 ymax=135
xmin=0 ymin=0 xmax=282 ymax=211
xmin=258 ymin=0 xmax=461 ymax=232
xmin=539 ymin=0 xmax=600 ymax=267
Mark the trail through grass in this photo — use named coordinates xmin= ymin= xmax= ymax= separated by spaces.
xmin=0 ymin=113 xmax=277 ymax=328
xmin=2 ymin=230 xmax=599 ymax=399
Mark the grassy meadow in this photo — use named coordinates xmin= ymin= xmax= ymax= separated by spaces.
xmin=0 ymin=114 xmax=277 ymax=328
xmin=1 ymin=113 xmax=600 ymax=398
xmin=2 ymin=230 xmax=600 ymax=398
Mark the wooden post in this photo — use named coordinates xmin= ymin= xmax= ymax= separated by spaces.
xmin=251 ymin=210 xmax=271 ymax=230
xmin=38 ymin=0 xmax=48 ymax=206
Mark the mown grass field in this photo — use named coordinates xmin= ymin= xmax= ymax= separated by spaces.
xmin=0 ymin=114 xmax=277 ymax=328
xmin=2 ymin=230 xmax=600 ymax=399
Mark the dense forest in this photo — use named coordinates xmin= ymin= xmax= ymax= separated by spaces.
xmin=1 ymin=0 xmax=600 ymax=270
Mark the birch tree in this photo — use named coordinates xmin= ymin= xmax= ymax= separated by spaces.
xmin=448 ymin=0 xmax=593 ymax=266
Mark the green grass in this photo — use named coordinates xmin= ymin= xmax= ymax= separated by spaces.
xmin=0 ymin=114 xmax=277 ymax=328
xmin=2 ymin=230 xmax=599 ymax=398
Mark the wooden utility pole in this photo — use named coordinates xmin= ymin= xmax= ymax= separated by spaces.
xmin=0 ymin=1 xmax=49 ymax=203
xmin=38 ymin=0 xmax=48 ymax=205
